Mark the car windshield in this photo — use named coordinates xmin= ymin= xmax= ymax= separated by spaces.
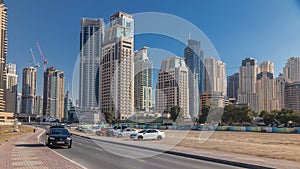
xmin=50 ymin=128 xmax=69 ymax=135
xmin=138 ymin=130 xmax=146 ymax=133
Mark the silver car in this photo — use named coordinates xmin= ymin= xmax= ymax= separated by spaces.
xmin=115 ymin=128 xmax=138 ymax=137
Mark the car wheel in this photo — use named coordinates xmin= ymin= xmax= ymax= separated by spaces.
xmin=157 ymin=135 xmax=162 ymax=141
xmin=117 ymin=134 xmax=122 ymax=138
xmin=138 ymin=136 xmax=143 ymax=141
xmin=68 ymin=144 xmax=72 ymax=149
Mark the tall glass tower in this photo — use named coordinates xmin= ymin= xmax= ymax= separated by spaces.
xmin=0 ymin=0 xmax=7 ymax=112
xmin=79 ymin=18 xmax=104 ymax=110
xmin=184 ymin=39 xmax=204 ymax=118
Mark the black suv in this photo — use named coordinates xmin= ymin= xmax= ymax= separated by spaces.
xmin=46 ymin=126 xmax=72 ymax=148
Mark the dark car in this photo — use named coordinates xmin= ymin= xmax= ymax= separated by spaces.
xmin=45 ymin=126 xmax=72 ymax=148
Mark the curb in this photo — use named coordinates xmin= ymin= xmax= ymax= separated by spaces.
xmin=72 ymin=133 xmax=274 ymax=169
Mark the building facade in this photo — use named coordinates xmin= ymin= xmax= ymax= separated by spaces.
xmin=204 ymin=57 xmax=226 ymax=95
xmin=238 ymin=58 xmax=259 ymax=112
xmin=64 ymin=91 xmax=72 ymax=122
xmin=200 ymin=91 xmax=225 ymax=110
xmin=21 ymin=67 xmax=36 ymax=114
xmin=0 ymin=1 xmax=7 ymax=112
xmin=184 ymin=39 xmax=204 ymax=118
xmin=156 ymin=56 xmax=190 ymax=119
xmin=35 ymin=96 xmax=43 ymax=117
xmin=134 ymin=46 xmax=152 ymax=112
xmin=43 ymin=67 xmax=65 ymax=121
xmin=5 ymin=63 xmax=17 ymax=113
xmin=227 ymin=73 xmax=239 ymax=101
xmin=256 ymin=61 xmax=278 ymax=112
xmin=100 ymin=12 xmax=134 ymax=120
xmin=284 ymin=81 xmax=300 ymax=113
xmin=79 ymin=18 xmax=104 ymax=111
xmin=283 ymin=57 xmax=300 ymax=82
xmin=275 ymin=73 xmax=288 ymax=110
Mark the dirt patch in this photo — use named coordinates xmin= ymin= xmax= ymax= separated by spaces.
xmin=0 ymin=125 xmax=33 ymax=143
xmin=161 ymin=130 xmax=300 ymax=162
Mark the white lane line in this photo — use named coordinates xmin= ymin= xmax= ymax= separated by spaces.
xmin=49 ymin=149 xmax=88 ymax=169
xmin=37 ymin=129 xmax=45 ymax=144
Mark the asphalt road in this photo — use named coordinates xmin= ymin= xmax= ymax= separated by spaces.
xmin=39 ymin=130 xmax=242 ymax=169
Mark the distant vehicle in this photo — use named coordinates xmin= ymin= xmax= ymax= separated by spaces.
xmin=115 ymin=128 xmax=138 ymax=138
xmin=131 ymin=129 xmax=165 ymax=141
xmin=96 ymin=127 xmax=111 ymax=136
xmin=45 ymin=126 xmax=72 ymax=148
xmin=107 ymin=126 xmax=128 ymax=137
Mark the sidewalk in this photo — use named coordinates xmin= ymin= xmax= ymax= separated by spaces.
xmin=73 ymin=131 xmax=300 ymax=169
xmin=0 ymin=128 xmax=83 ymax=169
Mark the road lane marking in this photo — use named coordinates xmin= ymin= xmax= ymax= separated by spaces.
xmin=49 ymin=149 xmax=88 ymax=169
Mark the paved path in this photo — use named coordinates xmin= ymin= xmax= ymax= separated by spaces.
xmin=0 ymin=128 xmax=83 ymax=169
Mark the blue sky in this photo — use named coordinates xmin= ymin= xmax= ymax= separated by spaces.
xmin=5 ymin=0 xmax=300 ymax=96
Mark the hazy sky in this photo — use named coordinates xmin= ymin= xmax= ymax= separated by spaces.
xmin=6 ymin=0 xmax=300 ymax=96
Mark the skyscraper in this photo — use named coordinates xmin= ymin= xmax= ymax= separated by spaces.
xmin=0 ymin=1 xmax=7 ymax=112
xmin=156 ymin=56 xmax=190 ymax=119
xmin=204 ymin=57 xmax=226 ymax=94
xmin=285 ymin=81 xmax=300 ymax=113
xmin=275 ymin=73 xmax=288 ymax=110
xmin=100 ymin=12 xmax=134 ymax=120
xmin=43 ymin=67 xmax=65 ymax=121
xmin=35 ymin=96 xmax=43 ymax=117
xmin=21 ymin=67 xmax=37 ymax=114
xmin=184 ymin=39 xmax=204 ymax=118
xmin=227 ymin=73 xmax=239 ymax=100
xmin=238 ymin=58 xmax=259 ymax=112
xmin=283 ymin=57 xmax=300 ymax=82
xmin=79 ymin=18 xmax=104 ymax=110
xmin=5 ymin=63 xmax=17 ymax=113
xmin=64 ymin=91 xmax=72 ymax=122
xmin=256 ymin=61 xmax=278 ymax=112
xmin=134 ymin=46 xmax=152 ymax=112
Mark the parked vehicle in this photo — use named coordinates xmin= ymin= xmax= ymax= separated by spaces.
xmin=96 ymin=127 xmax=111 ymax=136
xmin=107 ymin=126 xmax=128 ymax=137
xmin=45 ymin=126 xmax=72 ymax=148
xmin=131 ymin=129 xmax=165 ymax=141
xmin=114 ymin=128 xmax=138 ymax=138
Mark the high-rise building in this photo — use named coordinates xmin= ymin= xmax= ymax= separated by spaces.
xmin=21 ymin=67 xmax=37 ymax=114
xmin=283 ymin=57 xmax=300 ymax=82
xmin=204 ymin=57 xmax=226 ymax=95
xmin=134 ymin=46 xmax=152 ymax=112
xmin=16 ymin=93 xmax=21 ymax=114
xmin=79 ymin=18 xmax=104 ymax=110
xmin=64 ymin=91 xmax=72 ymax=122
xmin=275 ymin=73 xmax=288 ymax=110
xmin=238 ymin=58 xmax=259 ymax=112
xmin=0 ymin=1 xmax=7 ymax=112
xmin=184 ymin=39 xmax=204 ymax=118
xmin=156 ymin=56 xmax=190 ymax=119
xmin=100 ymin=12 xmax=134 ymax=120
xmin=5 ymin=63 xmax=17 ymax=113
xmin=43 ymin=67 xmax=65 ymax=121
xmin=227 ymin=73 xmax=239 ymax=100
xmin=35 ymin=96 xmax=43 ymax=117
xmin=256 ymin=61 xmax=278 ymax=112
xmin=285 ymin=81 xmax=300 ymax=113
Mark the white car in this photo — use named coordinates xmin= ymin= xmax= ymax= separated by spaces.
xmin=131 ymin=129 xmax=165 ymax=141
xmin=115 ymin=128 xmax=138 ymax=137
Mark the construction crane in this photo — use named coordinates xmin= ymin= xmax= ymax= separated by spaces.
xmin=36 ymin=42 xmax=48 ymax=72
xmin=29 ymin=48 xmax=40 ymax=68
